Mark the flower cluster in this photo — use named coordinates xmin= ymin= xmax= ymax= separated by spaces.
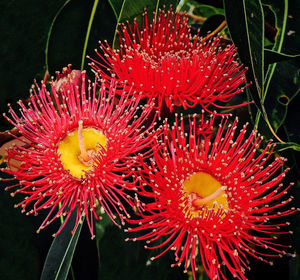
xmin=1 ymin=7 xmax=296 ymax=280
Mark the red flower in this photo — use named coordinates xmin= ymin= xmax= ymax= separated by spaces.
xmin=89 ymin=9 xmax=247 ymax=113
xmin=126 ymin=115 xmax=296 ymax=279
xmin=1 ymin=72 xmax=156 ymax=238
xmin=53 ymin=64 xmax=84 ymax=94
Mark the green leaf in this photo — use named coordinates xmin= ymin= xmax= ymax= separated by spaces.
xmin=224 ymin=0 xmax=286 ymax=143
xmin=274 ymin=142 xmax=300 ymax=152
xmin=262 ymin=0 xmax=288 ymax=100
xmin=113 ymin=0 xmax=178 ymax=21
xmin=264 ymin=49 xmax=300 ymax=65
xmin=223 ymin=0 xmax=264 ymax=110
xmin=268 ymin=61 xmax=300 ymax=132
xmin=192 ymin=3 xmax=224 ymax=18
xmin=109 ymin=0 xmax=179 ymax=49
xmin=40 ymin=211 xmax=83 ymax=280
xmin=262 ymin=1 xmax=300 ymax=133
xmin=254 ymin=0 xmax=288 ymax=130
xmin=107 ymin=0 xmax=123 ymax=19
xmin=81 ymin=0 xmax=100 ymax=70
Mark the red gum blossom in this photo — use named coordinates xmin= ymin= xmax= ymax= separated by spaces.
xmin=126 ymin=114 xmax=296 ymax=280
xmin=2 ymin=73 xmax=158 ymax=238
xmin=89 ymin=9 xmax=248 ymax=113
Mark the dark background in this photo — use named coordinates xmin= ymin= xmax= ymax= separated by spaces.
xmin=0 ymin=0 xmax=299 ymax=280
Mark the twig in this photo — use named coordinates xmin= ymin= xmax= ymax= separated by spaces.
xmin=179 ymin=12 xmax=206 ymax=23
xmin=203 ymin=20 xmax=226 ymax=41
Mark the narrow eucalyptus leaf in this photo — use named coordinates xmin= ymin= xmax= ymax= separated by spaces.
xmin=274 ymin=142 xmax=300 ymax=152
xmin=40 ymin=210 xmax=83 ymax=280
xmin=263 ymin=0 xmax=288 ymax=99
xmin=107 ymin=0 xmax=123 ymax=19
xmin=264 ymin=49 xmax=300 ymax=65
xmin=223 ymin=0 xmax=264 ymax=110
xmin=263 ymin=1 xmax=300 ymax=134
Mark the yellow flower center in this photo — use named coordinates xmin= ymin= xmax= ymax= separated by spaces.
xmin=57 ymin=121 xmax=106 ymax=178
xmin=183 ymin=171 xmax=228 ymax=218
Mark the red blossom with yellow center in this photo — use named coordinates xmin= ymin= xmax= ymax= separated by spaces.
xmin=126 ymin=115 xmax=296 ymax=280
xmin=89 ymin=9 xmax=247 ymax=113
xmin=1 ymin=72 xmax=157 ymax=238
